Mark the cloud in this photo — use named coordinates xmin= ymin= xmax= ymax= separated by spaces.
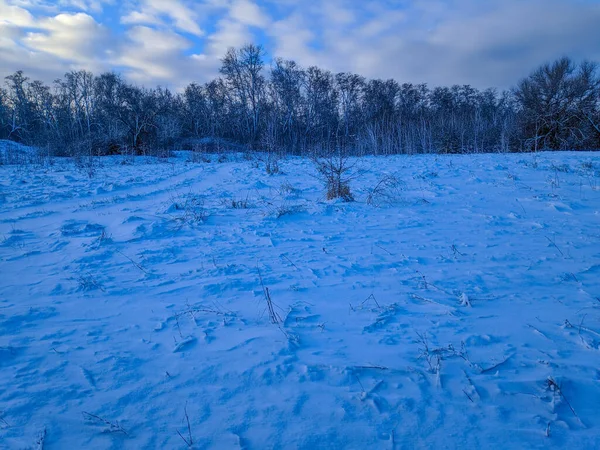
xmin=1 ymin=0 xmax=599 ymax=90
xmin=0 ymin=2 xmax=36 ymax=27
xmin=115 ymin=0 xmax=272 ymax=87
xmin=115 ymin=26 xmax=192 ymax=82
xmin=229 ymin=0 xmax=269 ymax=28
xmin=267 ymin=0 xmax=600 ymax=88
xmin=59 ymin=0 xmax=115 ymax=13
xmin=23 ymin=13 xmax=109 ymax=65
xmin=113 ymin=25 xmax=221 ymax=89
xmin=4 ymin=0 xmax=114 ymax=13
xmin=122 ymin=0 xmax=203 ymax=36
xmin=0 ymin=6 xmax=110 ymax=82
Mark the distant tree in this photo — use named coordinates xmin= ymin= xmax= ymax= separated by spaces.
xmin=182 ymin=82 xmax=207 ymax=139
xmin=119 ymin=86 xmax=161 ymax=152
xmin=0 ymin=47 xmax=597 ymax=156
xmin=28 ymin=80 xmax=57 ymax=146
xmin=304 ymin=66 xmax=339 ymax=153
xmin=154 ymin=87 xmax=183 ymax=151
xmin=360 ymin=78 xmax=399 ymax=155
xmin=335 ymin=72 xmax=365 ymax=142
xmin=93 ymin=72 xmax=129 ymax=153
xmin=269 ymin=58 xmax=305 ymax=152
xmin=515 ymin=57 xmax=600 ymax=150
xmin=220 ymin=44 xmax=266 ymax=146
xmin=0 ymin=86 xmax=11 ymax=140
xmin=4 ymin=71 xmax=34 ymax=142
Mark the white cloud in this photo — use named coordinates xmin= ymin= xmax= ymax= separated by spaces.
xmin=0 ymin=2 xmax=36 ymax=27
xmin=207 ymin=18 xmax=252 ymax=57
xmin=1 ymin=0 xmax=599 ymax=90
xmin=0 ymin=7 xmax=110 ymax=81
xmin=59 ymin=0 xmax=114 ymax=13
xmin=122 ymin=0 xmax=203 ymax=36
xmin=267 ymin=0 xmax=600 ymax=88
xmin=229 ymin=0 xmax=269 ymax=28
xmin=120 ymin=10 xmax=163 ymax=27
xmin=269 ymin=13 xmax=318 ymax=67
xmin=23 ymin=12 xmax=108 ymax=65
xmin=114 ymin=26 xmax=218 ymax=89
xmin=115 ymin=26 xmax=190 ymax=81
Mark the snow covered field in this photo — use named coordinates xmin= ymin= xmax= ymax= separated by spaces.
xmin=1 ymin=151 xmax=599 ymax=449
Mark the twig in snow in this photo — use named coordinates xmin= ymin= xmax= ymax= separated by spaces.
xmin=459 ymin=293 xmax=472 ymax=307
xmin=177 ymin=403 xmax=194 ymax=447
xmin=354 ymin=374 xmax=366 ymax=394
xmin=82 ymin=412 xmax=128 ymax=435
xmin=414 ymin=270 xmax=452 ymax=296
xmin=545 ymin=236 xmax=564 ymax=257
xmin=451 ymin=244 xmax=465 ymax=258
xmin=546 ymin=377 xmax=585 ymax=427
xmin=350 ymin=294 xmax=382 ymax=311
xmin=409 ymin=293 xmax=454 ymax=313
xmin=0 ymin=412 xmax=10 ymax=429
xmin=527 ymin=324 xmax=551 ymax=341
xmin=578 ymin=314 xmax=587 ymax=336
xmin=463 ymin=370 xmax=481 ymax=400
xmin=280 ymin=254 xmax=300 ymax=271
xmin=174 ymin=315 xmax=184 ymax=339
xmin=115 ymin=249 xmax=149 ymax=274
xmin=175 ymin=306 xmax=226 ymax=320
xmin=374 ymin=244 xmax=393 ymax=256
xmin=353 ymin=365 xmax=389 ymax=371
xmin=257 ymin=266 xmax=281 ymax=325
xmin=77 ymin=272 xmax=106 ymax=292
xmin=36 ymin=427 xmax=46 ymax=450
xmin=565 ymin=318 xmax=600 ymax=338
xmin=463 ymin=389 xmax=474 ymax=403
xmin=480 ymin=353 xmax=514 ymax=374
xmin=416 ymin=332 xmax=442 ymax=383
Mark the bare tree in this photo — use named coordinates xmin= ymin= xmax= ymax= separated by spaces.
xmin=220 ymin=44 xmax=266 ymax=146
xmin=515 ymin=57 xmax=599 ymax=150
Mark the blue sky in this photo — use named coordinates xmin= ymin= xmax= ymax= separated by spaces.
xmin=1 ymin=0 xmax=599 ymax=90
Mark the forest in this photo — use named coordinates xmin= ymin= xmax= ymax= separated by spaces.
xmin=1 ymin=45 xmax=599 ymax=156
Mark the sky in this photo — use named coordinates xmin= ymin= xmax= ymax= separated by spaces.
xmin=0 ymin=0 xmax=599 ymax=91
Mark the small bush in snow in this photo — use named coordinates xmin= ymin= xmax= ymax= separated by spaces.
xmin=278 ymin=181 xmax=301 ymax=197
xmin=313 ymin=152 xmax=356 ymax=202
xmin=168 ymin=192 xmax=208 ymax=224
xmin=265 ymin=152 xmax=280 ymax=175
xmin=230 ymin=193 xmax=250 ymax=209
xmin=366 ymin=174 xmax=405 ymax=206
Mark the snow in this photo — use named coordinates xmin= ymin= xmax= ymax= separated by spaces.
xmin=0 ymin=140 xmax=43 ymax=166
xmin=1 ymin=151 xmax=599 ymax=449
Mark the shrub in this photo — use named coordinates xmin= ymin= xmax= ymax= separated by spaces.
xmin=313 ymin=151 xmax=356 ymax=202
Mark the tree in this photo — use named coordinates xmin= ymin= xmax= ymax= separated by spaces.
xmin=361 ymin=79 xmax=399 ymax=154
xmin=119 ymin=85 xmax=160 ymax=151
xmin=335 ymin=72 xmax=365 ymax=142
xmin=0 ymin=46 xmax=596 ymax=156
xmin=304 ymin=66 xmax=339 ymax=153
xmin=269 ymin=58 xmax=305 ymax=152
xmin=182 ymin=82 xmax=207 ymax=139
xmin=515 ymin=57 xmax=599 ymax=150
xmin=4 ymin=71 xmax=34 ymax=142
xmin=0 ymin=86 xmax=11 ymax=140
xmin=220 ymin=44 xmax=266 ymax=146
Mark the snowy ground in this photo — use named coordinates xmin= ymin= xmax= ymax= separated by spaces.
xmin=1 ymin=151 xmax=599 ymax=449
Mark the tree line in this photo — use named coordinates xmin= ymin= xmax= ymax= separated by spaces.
xmin=0 ymin=45 xmax=599 ymax=156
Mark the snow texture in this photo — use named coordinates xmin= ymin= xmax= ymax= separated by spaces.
xmin=1 ymin=151 xmax=600 ymax=449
